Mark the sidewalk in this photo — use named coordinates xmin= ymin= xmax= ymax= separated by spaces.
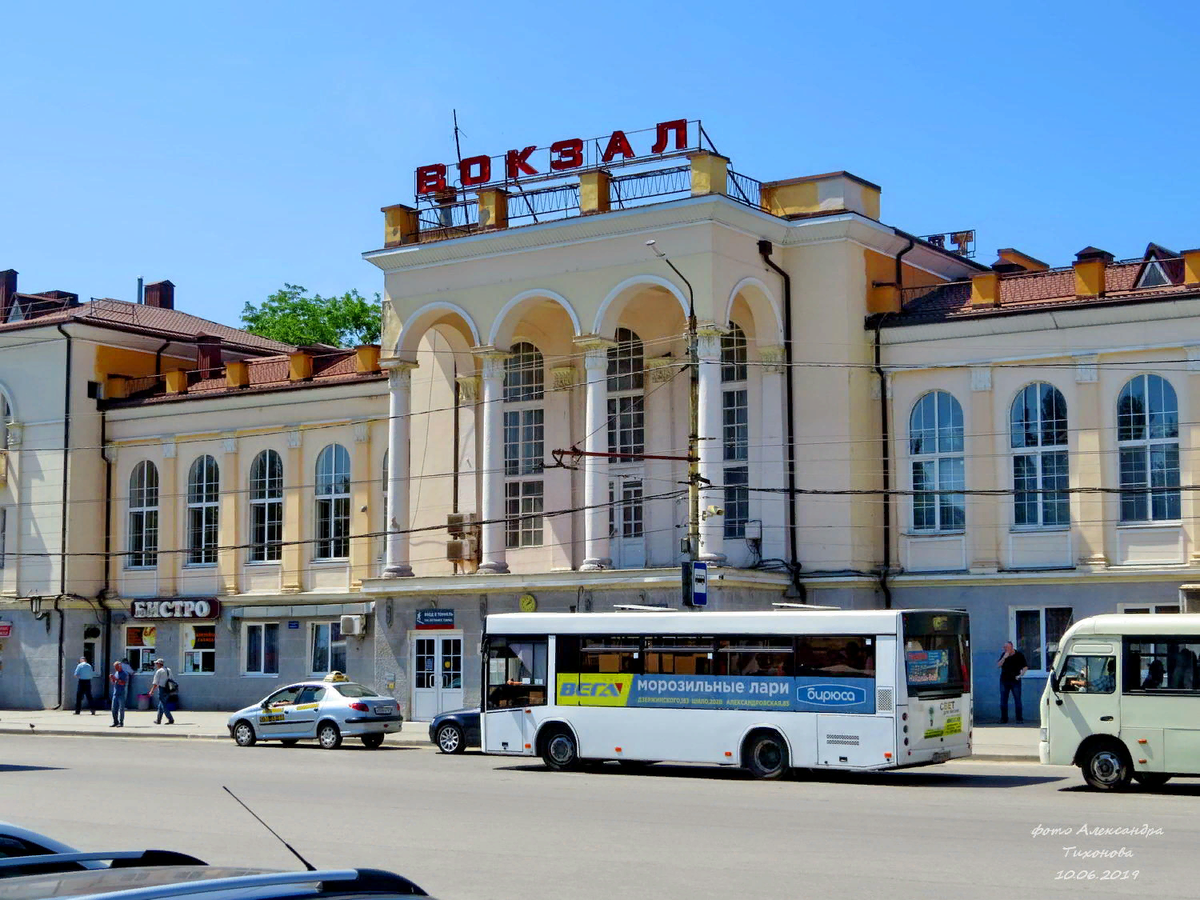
xmin=0 ymin=709 xmax=1040 ymax=760
xmin=0 ymin=708 xmax=431 ymax=745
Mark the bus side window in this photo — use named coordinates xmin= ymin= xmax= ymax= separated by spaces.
xmin=486 ymin=637 xmax=548 ymax=709
xmin=577 ymin=637 xmax=640 ymax=674
xmin=644 ymin=636 xmax=714 ymax=675
xmin=715 ymin=637 xmax=793 ymax=677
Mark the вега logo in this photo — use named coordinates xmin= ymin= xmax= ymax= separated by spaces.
xmin=799 ymin=683 xmax=867 ymax=706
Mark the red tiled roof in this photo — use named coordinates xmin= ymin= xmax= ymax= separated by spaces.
xmin=111 ymin=348 xmax=384 ymax=406
xmin=895 ymin=258 xmax=1197 ymax=324
xmin=0 ymin=297 xmax=292 ymax=354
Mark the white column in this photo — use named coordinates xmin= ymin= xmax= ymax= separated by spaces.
xmin=477 ymin=351 xmax=509 ymax=574
xmin=759 ymin=346 xmax=788 ymax=562
xmin=697 ymin=326 xmax=726 ymax=563
xmin=580 ymin=341 xmax=613 ymax=570
xmin=384 ymin=362 xmax=416 ymax=577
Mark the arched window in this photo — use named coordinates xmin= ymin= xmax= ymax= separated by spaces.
xmin=722 ymin=323 xmax=749 ymax=538
xmin=504 ymin=342 xmax=544 ymax=548
xmin=1011 ymin=383 xmax=1069 ymax=527
xmin=315 ymin=444 xmax=351 ymax=559
xmin=607 ymin=327 xmax=644 ymax=461
xmin=186 ymin=455 xmax=220 ymax=565
xmin=1118 ymin=374 xmax=1180 ymax=522
xmin=249 ymin=450 xmax=283 ymax=563
xmin=127 ymin=461 xmax=159 ymax=569
xmin=1 ymin=393 xmax=10 ymax=450
xmin=909 ymin=391 xmax=964 ymax=532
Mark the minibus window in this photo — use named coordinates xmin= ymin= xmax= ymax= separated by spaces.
xmin=1058 ymin=655 xmax=1115 ymax=694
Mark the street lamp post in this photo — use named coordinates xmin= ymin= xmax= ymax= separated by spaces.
xmin=646 ymin=240 xmax=700 ymax=565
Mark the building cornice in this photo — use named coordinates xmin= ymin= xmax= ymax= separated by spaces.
xmin=362 ymin=566 xmax=791 ymax=596
xmin=364 ymin=196 xmax=978 ymax=282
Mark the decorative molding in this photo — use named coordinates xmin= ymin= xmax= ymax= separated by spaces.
xmin=354 ymin=421 xmax=370 ymax=444
xmin=222 ymin=433 xmax=238 ymax=454
xmin=161 ymin=439 xmax=176 ymax=459
xmin=550 ymin=365 xmax=578 ymax=391
xmin=970 ymin=366 xmax=992 ymax=392
xmin=286 ymin=429 xmax=301 ymax=449
xmin=695 ymin=323 xmax=725 ymax=361
xmin=5 ymin=422 xmax=22 ymax=449
xmin=475 ymin=347 xmax=510 ymax=382
xmin=387 ymin=364 xmax=415 ymax=391
xmin=574 ymin=336 xmax=616 ymax=371
xmin=1074 ymin=354 xmax=1099 ymax=384
xmin=759 ymin=345 xmax=786 ymax=375
xmin=647 ymin=356 xmax=682 ymax=384
xmin=1186 ymin=346 xmax=1200 ymax=373
xmin=456 ymin=375 xmax=480 ymax=404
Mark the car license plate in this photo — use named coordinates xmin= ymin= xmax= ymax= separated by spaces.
xmin=374 ymin=706 xmax=394 ymax=716
xmin=931 ymin=750 xmax=951 ymax=763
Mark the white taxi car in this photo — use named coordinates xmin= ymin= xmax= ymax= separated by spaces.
xmin=227 ymin=672 xmax=403 ymax=750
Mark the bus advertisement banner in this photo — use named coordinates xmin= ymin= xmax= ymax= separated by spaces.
xmin=556 ymin=673 xmax=876 ymax=714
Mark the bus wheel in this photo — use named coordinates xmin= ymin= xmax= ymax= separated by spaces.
xmin=541 ymin=728 xmax=579 ymax=771
xmin=1081 ymin=742 xmax=1132 ymax=791
xmin=1133 ymin=773 xmax=1171 ymax=789
xmin=745 ymin=731 xmax=789 ymax=780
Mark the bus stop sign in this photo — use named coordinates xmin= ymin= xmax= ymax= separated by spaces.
xmin=682 ymin=561 xmax=708 ymax=607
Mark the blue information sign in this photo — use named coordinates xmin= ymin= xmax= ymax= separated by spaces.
xmin=416 ymin=609 xmax=455 ymax=629
xmin=691 ymin=561 xmax=708 ymax=607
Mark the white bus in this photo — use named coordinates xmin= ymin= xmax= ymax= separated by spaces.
xmin=482 ymin=609 xmax=971 ymax=778
xmin=1040 ymin=613 xmax=1200 ymax=790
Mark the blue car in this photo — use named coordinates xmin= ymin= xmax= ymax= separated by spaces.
xmin=429 ymin=708 xmax=480 ymax=754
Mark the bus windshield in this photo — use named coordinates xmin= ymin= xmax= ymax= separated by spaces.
xmin=902 ymin=611 xmax=970 ymax=698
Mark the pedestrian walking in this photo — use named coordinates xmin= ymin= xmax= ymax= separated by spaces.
xmin=997 ymin=641 xmax=1029 ymax=724
xmin=72 ymin=657 xmax=96 ymax=715
xmin=120 ymin=657 xmax=135 ymax=707
xmin=149 ymin=658 xmax=175 ymax=724
xmin=109 ymin=662 xmax=127 ymax=727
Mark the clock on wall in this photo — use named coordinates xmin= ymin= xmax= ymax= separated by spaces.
xmin=519 ymin=593 xmax=538 ymax=613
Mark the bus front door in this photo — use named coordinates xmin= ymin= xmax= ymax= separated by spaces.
xmin=1053 ymin=651 xmax=1119 ymax=749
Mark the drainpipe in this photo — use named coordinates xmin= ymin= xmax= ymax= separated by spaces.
xmin=54 ymin=324 xmax=74 ymax=705
xmin=872 ymin=236 xmax=915 ymax=609
xmin=756 ymin=241 xmax=802 ymax=599
xmin=154 ymin=339 xmax=171 ymax=375
xmin=100 ymin=402 xmax=113 ymax=673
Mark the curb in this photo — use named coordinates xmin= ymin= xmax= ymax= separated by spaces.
xmin=0 ymin=726 xmax=432 ymax=746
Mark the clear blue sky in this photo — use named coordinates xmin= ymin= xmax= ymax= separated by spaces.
xmin=2 ymin=1 xmax=1194 ymax=327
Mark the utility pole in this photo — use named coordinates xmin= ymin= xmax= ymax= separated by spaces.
xmin=646 ymin=240 xmax=700 ymax=563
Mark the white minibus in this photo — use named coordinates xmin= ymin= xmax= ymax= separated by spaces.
xmin=482 ymin=609 xmax=971 ymax=778
xmin=1040 ymin=613 xmax=1200 ymax=790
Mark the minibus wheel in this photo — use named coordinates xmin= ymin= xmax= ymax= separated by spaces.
xmin=1080 ymin=741 xmax=1132 ymax=791
xmin=540 ymin=727 xmax=579 ymax=771
xmin=1133 ymin=773 xmax=1171 ymax=789
xmin=744 ymin=730 xmax=789 ymax=780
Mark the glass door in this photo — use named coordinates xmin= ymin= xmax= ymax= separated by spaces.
xmin=411 ymin=634 xmax=464 ymax=721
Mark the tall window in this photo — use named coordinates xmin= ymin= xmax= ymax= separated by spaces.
xmin=1014 ymin=607 xmax=1073 ymax=672
xmin=1118 ymin=374 xmax=1180 ymax=522
xmin=504 ymin=343 xmax=544 ymax=548
xmin=1011 ymin=382 xmax=1069 ymax=527
xmin=127 ymin=461 xmax=159 ymax=569
xmin=244 ymin=622 xmax=280 ymax=675
xmin=249 ymin=450 xmax=283 ymax=563
xmin=607 ymin=328 xmax=645 ymax=461
xmin=315 ymin=444 xmax=351 ymax=559
xmin=1 ymin=394 xmax=10 ymax=449
xmin=186 ymin=455 xmax=220 ymax=565
xmin=722 ymin=324 xmax=749 ymax=538
xmin=910 ymin=391 xmax=964 ymax=532
xmin=311 ymin=621 xmax=346 ymax=674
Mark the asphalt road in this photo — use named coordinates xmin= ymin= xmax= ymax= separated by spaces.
xmin=1 ymin=735 xmax=1195 ymax=900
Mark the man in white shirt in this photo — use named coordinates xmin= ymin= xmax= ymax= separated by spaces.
xmin=149 ymin=658 xmax=175 ymax=725
xmin=72 ymin=657 xmax=96 ymax=715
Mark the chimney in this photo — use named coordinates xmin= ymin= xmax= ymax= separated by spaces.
xmin=288 ymin=350 xmax=313 ymax=381
xmin=354 ymin=344 xmax=381 ymax=374
xmin=195 ymin=335 xmax=223 ymax=378
xmin=995 ymin=248 xmax=1049 ymax=273
xmin=143 ymin=280 xmax=175 ymax=310
xmin=1073 ymin=247 xmax=1114 ymax=298
xmin=41 ymin=290 xmax=79 ymax=306
xmin=0 ymin=270 xmax=16 ymax=321
xmin=225 ymin=360 xmax=250 ymax=389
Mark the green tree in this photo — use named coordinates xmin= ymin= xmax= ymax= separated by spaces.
xmin=241 ymin=284 xmax=382 ymax=348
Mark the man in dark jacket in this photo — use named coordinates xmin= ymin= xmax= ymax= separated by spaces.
xmin=997 ymin=641 xmax=1029 ymax=724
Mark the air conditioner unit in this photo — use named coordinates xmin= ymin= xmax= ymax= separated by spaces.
xmin=446 ymin=537 xmax=477 ymax=561
xmin=340 ymin=614 xmax=366 ymax=637
xmin=447 ymin=512 xmax=478 ymax=538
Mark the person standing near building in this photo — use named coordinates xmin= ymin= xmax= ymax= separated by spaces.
xmin=72 ymin=656 xmax=96 ymax=715
xmin=108 ymin=662 xmax=127 ymax=727
xmin=997 ymin=641 xmax=1028 ymax=724
xmin=149 ymin=658 xmax=175 ymax=725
